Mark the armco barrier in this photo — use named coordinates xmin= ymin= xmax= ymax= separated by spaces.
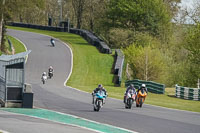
xmin=175 ymin=85 xmax=200 ymax=101
xmin=9 ymin=22 xmax=112 ymax=54
xmin=10 ymin=22 xmax=66 ymax=32
xmin=125 ymin=79 xmax=165 ymax=94
xmin=114 ymin=49 xmax=124 ymax=86
xmin=70 ymin=28 xmax=112 ymax=54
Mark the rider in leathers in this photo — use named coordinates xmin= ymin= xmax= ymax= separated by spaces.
xmin=137 ymin=84 xmax=148 ymax=94
xmin=92 ymin=84 xmax=107 ymax=104
xmin=124 ymin=84 xmax=136 ymax=103
xmin=48 ymin=66 xmax=54 ymax=78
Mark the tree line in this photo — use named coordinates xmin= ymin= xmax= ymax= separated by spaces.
xmin=0 ymin=0 xmax=199 ymax=87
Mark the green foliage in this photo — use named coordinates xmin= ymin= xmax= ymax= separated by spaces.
xmin=185 ymin=24 xmax=200 ymax=65
xmin=7 ymin=26 xmax=114 ymax=90
xmin=4 ymin=0 xmax=45 ymax=24
xmin=124 ymin=38 xmax=167 ymax=83
xmin=105 ymin=0 xmax=172 ymax=40
xmin=180 ymin=23 xmax=200 ymax=87
xmin=108 ymin=28 xmax=134 ymax=48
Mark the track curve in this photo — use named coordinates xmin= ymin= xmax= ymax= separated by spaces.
xmin=7 ymin=29 xmax=200 ymax=133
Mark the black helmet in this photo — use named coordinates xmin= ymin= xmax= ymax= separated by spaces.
xmin=98 ymin=84 xmax=103 ymax=89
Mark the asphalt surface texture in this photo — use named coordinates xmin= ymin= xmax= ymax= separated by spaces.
xmin=7 ymin=29 xmax=200 ymax=133
xmin=0 ymin=110 xmax=96 ymax=133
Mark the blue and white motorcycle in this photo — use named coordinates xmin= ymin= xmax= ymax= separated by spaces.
xmin=93 ymin=90 xmax=107 ymax=111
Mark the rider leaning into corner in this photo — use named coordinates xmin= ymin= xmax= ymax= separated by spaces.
xmin=50 ymin=38 xmax=55 ymax=46
xmin=92 ymin=84 xmax=107 ymax=104
xmin=124 ymin=84 xmax=136 ymax=103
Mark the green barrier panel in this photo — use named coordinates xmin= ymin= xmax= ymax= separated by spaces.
xmin=125 ymin=79 xmax=165 ymax=94
xmin=175 ymin=85 xmax=200 ymax=101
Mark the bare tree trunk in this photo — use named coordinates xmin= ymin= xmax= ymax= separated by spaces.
xmin=0 ymin=18 xmax=2 ymax=49
xmin=89 ymin=0 xmax=94 ymax=31
xmin=0 ymin=0 xmax=5 ymax=50
xmin=144 ymin=51 xmax=148 ymax=81
xmin=72 ymin=0 xmax=85 ymax=29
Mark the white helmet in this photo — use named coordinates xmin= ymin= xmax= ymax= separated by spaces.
xmin=50 ymin=66 xmax=53 ymax=69
xmin=141 ymin=84 xmax=146 ymax=88
xmin=43 ymin=72 xmax=46 ymax=75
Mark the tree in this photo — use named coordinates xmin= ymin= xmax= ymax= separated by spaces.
xmin=0 ymin=0 xmax=5 ymax=52
xmin=83 ymin=0 xmax=108 ymax=31
xmin=105 ymin=0 xmax=172 ymax=40
xmin=108 ymin=28 xmax=135 ymax=48
xmin=185 ymin=24 xmax=200 ymax=65
xmin=182 ymin=23 xmax=200 ymax=87
xmin=72 ymin=0 xmax=86 ymax=29
xmin=4 ymin=0 xmax=45 ymax=24
xmin=124 ymin=35 xmax=166 ymax=83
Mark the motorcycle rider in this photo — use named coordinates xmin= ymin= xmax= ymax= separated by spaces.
xmin=48 ymin=66 xmax=54 ymax=78
xmin=50 ymin=38 xmax=55 ymax=47
xmin=41 ymin=72 xmax=47 ymax=83
xmin=124 ymin=84 xmax=136 ymax=103
xmin=92 ymin=84 xmax=107 ymax=104
xmin=137 ymin=84 xmax=148 ymax=94
xmin=42 ymin=72 xmax=47 ymax=77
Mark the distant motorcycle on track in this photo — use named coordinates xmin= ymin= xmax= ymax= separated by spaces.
xmin=50 ymin=38 xmax=55 ymax=47
xmin=41 ymin=72 xmax=47 ymax=84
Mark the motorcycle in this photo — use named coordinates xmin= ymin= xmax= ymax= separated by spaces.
xmin=41 ymin=75 xmax=47 ymax=84
xmin=125 ymin=90 xmax=136 ymax=109
xmin=136 ymin=88 xmax=147 ymax=108
xmin=93 ymin=90 xmax=107 ymax=111
xmin=48 ymin=71 xmax=53 ymax=79
xmin=50 ymin=39 xmax=55 ymax=47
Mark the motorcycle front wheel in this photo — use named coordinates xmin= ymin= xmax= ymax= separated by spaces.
xmin=139 ymin=98 xmax=143 ymax=108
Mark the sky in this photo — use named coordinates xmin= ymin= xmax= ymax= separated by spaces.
xmin=176 ymin=0 xmax=196 ymax=23
xmin=180 ymin=0 xmax=194 ymax=9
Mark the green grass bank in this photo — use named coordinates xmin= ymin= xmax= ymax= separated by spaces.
xmin=7 ymin=26 xmax=200 ymax=113
xmin=0 ymin=35 xmax=26 ymax=55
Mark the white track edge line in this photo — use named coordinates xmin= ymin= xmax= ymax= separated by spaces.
xmin=10 ymin=29 xmax=199 ymax=125
xmin=9 ymin=29 xmax=138 ymax=133
xmin=0 ymin=110 xmax=102 ymax=133
xmin=37 ymin=107 xmax=138 ymax=133
xmin=0 ymin=129 xmax=10 ymax=133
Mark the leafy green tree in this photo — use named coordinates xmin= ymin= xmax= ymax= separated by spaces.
xmin=182 ymin=23 xmax=200 ymax=87
xmin=124 ymin=37 xmax=166 ymax=83
xmin=4 ymin=0 xmax=45 ymax=24
xmin=185 ymin=24 xmax=200 ymax=65
xmin=108 ymin=28 xmax=134 ymax=48
xmin=105 ymin=0 xmax=172 ymax=41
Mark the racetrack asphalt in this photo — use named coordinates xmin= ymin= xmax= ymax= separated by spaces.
xmin=0 ymin=110 xmax=96 ymax=133
xmin=6 ymin=29 xmax=200 ymax=133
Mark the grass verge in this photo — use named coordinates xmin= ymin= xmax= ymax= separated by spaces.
xmin=0 ymin=35 xmax=26 ymax=55
xmin=7 ymin=26 xmax=200 ymax=113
